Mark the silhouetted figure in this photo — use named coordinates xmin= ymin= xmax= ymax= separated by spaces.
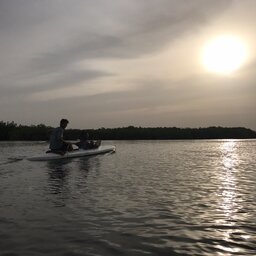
xmin=48 ymin=119 xmax=73 ymax=155
xmin=76 ymin=130 xmax=101 ymax=150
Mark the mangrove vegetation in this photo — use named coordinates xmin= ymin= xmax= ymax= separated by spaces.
xmin=0 ymin=121 xmax=256 ymax=141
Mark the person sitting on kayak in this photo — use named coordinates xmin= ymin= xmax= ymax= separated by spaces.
xmin=76 ymin=130 xmax=101 ymax=150
xmin=49 ymin=118 xmax=73 ymax=154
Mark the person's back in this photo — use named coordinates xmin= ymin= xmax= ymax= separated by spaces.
xmin=49 ymin=119 xmax=73 ymax=153
xmin=49 ymin=126 xmax=64 ymax=150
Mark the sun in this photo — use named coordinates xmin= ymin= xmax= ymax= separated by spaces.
xmin=202 ymin=36 xmax=247 ymax=74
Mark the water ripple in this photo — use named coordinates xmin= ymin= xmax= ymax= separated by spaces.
xmin=1 ymin=140 xmax=256 ymax=255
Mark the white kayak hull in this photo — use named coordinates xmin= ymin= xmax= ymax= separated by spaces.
xmin=27 ymin=145 xmax=116 ymax=161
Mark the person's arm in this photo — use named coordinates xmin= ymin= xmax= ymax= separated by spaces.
xmin=62 ymin=138 xmax=73 ymax=146
xmin=56 ymin=128 xmax=71 ymax=145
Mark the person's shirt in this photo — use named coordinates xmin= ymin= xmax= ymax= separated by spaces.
xmin=49 ymin=127 xmax=64 ymax=150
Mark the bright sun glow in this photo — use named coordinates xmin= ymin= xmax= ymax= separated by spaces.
xmin=202 ymin=36 xmax=248 ymax=74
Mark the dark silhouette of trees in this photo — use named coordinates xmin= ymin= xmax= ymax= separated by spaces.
xmin=0 ymin=121 xmax=51 ymax=141
xmin=0 ymin=121 xmax=255 ymax=141
xmin=88 ymin=126 xmax=256 ymax=140
xmin=0 ymin=121 xmax=17 ymax=140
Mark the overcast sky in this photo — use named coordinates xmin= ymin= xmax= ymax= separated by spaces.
xmin=1 ymin=0 xmax=256 ymax=130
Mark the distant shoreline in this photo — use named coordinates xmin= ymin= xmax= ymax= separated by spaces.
xmin=1 ymin=121 xmax=256 ymax=140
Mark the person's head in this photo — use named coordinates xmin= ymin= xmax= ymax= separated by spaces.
xmin=60 ymin=118 xmax=69 ymax=129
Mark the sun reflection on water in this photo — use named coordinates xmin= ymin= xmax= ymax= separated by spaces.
xmin=218 ymin=140 xmax=239 ymax=218
xmin=214 ymin=140 xmax=243 ymax=254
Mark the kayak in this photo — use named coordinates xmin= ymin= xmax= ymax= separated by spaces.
xmin=27 ymin=145 xmax=116 ymax=161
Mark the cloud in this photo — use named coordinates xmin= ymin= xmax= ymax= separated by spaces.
xmin=1 ymin=0 xmax=233 ymax=78
xmin=25 ymin=0 xmax=233 ymax=64
xmin=1 ymin=73 xmax=255 ymax=129
xmin=4 ymin=0 xmax=255 ymax=130
xmin=0 ymin=68 xmax=111 ymax=98
xmin=28 ymin=75 xmax=229 ymax=112
xmin=0 ymin=0 xmax=233 ymax=104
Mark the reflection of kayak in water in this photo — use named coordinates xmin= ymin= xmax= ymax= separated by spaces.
xmin=27 ymin=145 xmax=116 ymax=161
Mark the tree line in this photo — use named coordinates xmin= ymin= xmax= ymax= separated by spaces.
xmin=0 ymin=121 xmax=256 ymax=141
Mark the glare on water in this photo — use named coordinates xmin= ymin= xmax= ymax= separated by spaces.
xmin=0 ymin=140 xmax=256 ymax=256
xmin=219 ymin=140 xmax=238 ymax=217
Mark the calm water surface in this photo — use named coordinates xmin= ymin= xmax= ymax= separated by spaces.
xmin=0 ymin=140 xmax=256 ymax=255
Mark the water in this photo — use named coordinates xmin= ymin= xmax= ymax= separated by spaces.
xmin=0 ymin=140 xmax=256 ymax=256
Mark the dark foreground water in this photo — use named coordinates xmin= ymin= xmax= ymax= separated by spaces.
xmin=0 ymin=140 xmax=256 ymax=256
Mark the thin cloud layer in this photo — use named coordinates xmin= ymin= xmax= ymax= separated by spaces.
xmin=0 ymin=0 xmax=255 ymax=129
xmin=1 ymin=0 xmax=231 ymax=89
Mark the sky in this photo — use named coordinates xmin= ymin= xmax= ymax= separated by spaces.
xmin=1 ymin=0 xmax=256 ymax=130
